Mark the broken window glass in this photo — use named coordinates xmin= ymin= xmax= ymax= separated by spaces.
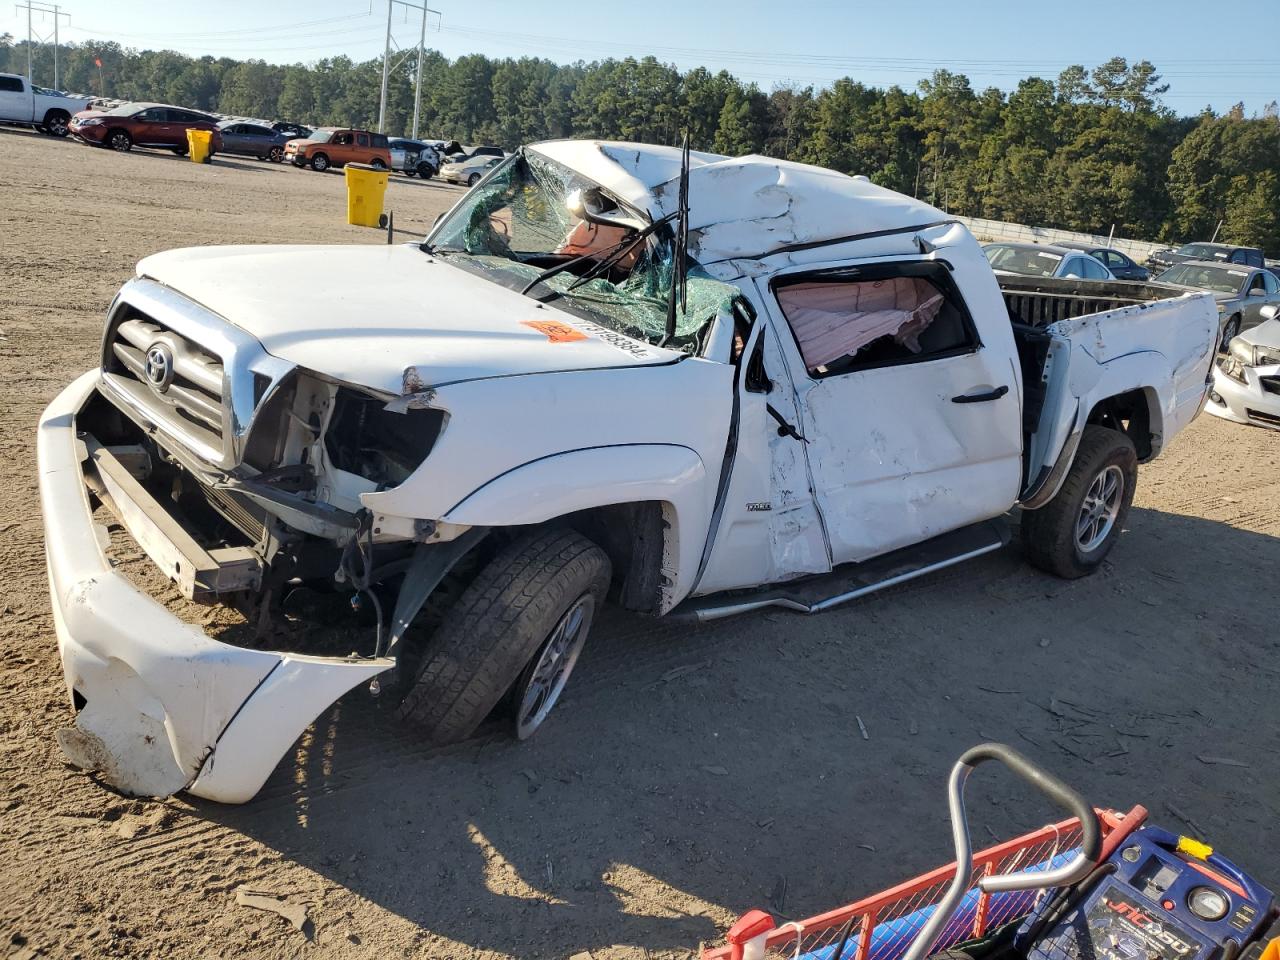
xmin=776 ymin=274 xmax=973 ymax=377
xmin=428 ymin=152 xmax=737 ymax=350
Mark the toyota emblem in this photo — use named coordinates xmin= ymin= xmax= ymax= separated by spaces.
xmin=144 ymin=342 xmax=175 ymax=392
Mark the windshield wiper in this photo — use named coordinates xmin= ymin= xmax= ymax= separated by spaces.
xmin=518 ymin=211 xmax=677 ymax=298
xmin=659 ymin=136 xmax=691 ymax=348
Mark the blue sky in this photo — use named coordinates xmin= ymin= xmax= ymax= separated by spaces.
xmin=4 ymin=0 xmax=1277 ymax=115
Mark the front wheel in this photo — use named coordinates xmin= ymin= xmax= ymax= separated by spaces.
xmin=1220 ymin=315 xmax=1241 ymax=352
xmin=172 ymin=144 xmax=188 ymax=156
xmin=310 ymin=152 xmax=329 ymax=171
xmin=396 ymin=529 xmax=611 ymax=744
xmin=416 ymin=161 xmax=436 ymax=179
xmin=1022 ymin=425 xmax=1137 ymax=579
xmin=107 ymin=129 xmax=132 ymax=152
xmin=467 ymin=172 xmax=481 ymax=186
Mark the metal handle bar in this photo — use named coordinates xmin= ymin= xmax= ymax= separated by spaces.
xmin=900 ymin=743 xmax=1103 ymax=960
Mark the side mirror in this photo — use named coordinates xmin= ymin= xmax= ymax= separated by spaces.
xmin=565 ymin=186 xmax=647 ymax=232
xmin=1261 ymin=304 xmax=1279 ymax=322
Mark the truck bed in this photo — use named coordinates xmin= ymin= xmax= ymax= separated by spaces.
xmin=996 ymin=275 xmax=1189 ymax=328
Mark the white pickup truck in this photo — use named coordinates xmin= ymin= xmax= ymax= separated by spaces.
xmin=0 ymin=72 xmax=91 ymax=136
xmin=37 ymin=141 xmax=1219 ymax=803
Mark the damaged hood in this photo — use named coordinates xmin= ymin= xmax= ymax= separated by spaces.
xmin=1235 ymin=317 xmax=1280 ymax=349
xmin=135 ymin=244 xmax=681 ymax=395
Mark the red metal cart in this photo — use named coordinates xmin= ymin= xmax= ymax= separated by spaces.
xmin=702 ymin=744 xmax=1149 ymax=960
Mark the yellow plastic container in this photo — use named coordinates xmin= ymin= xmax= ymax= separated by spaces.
xmin=345 ymin=163 xmax=390 ymax=228
xmin=186 ymin=128 xmax=213 ymax=164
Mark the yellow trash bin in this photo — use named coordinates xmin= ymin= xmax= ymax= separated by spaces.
xmin=345 ymin=163 xmax=390 ymax=228
xmin=186 ymin=128 xmax=213 ymax=164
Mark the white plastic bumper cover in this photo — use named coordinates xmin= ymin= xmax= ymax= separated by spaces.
xmin=1205 ymin=364 xmax=1280 ymax=430
xmin=38 ymin=371 xmax=391 ymax=803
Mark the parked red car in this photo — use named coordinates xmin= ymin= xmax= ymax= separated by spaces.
xmin=69 ymin=102 xmax=223 ymax=155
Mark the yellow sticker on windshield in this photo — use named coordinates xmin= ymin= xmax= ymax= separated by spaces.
xmin=522 ymin=320 xmax=587 ymax=343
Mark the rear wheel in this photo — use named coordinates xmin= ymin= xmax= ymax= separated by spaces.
xmin=310 ymin=152 xmax=329 ymax=171
xmin=1022 ymin=425 xmax=1137 ymax=579
xmin=370 ymin=158 xmax=387 ymax=170
xmin=268 ymin=146 xmax=284 ymax=162
xmin=172 ymin=144 xmax=188 ymax=156
xmin=396 ymin=529 xmax=611 ymax=744
xmin=42 ymin=109 xmax=70 ymax=137
xmin=107 ymin=128 xmax=132 ymax=152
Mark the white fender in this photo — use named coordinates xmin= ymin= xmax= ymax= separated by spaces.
xmin=444 ymin=444 xmax=711 ymax=610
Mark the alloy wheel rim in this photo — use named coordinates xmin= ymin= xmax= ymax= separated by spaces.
xmin=1077 ymin=464 xmax=1124 ymax=552
xmin=515 ymin=594 xmax=593 ymax=740
xmin=111 ymin=134 xmax=128 ymax=150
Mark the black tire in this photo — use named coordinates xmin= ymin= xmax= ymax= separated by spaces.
xmin=106 ymin=128 xmax=132 ymax=152
xmin=416 ymin=161 xmax=436 ymax=179
xmin=1022 ymin=425 xmax=1137 ymax=579
xmin=1220 ymin=315 xmax=1241 ymax=352
xmin=404 ymin=168 xmax=417 ymax=178
xmin=396 ymin=529 xmax=611 ymax=745
xmin=310 ymin=152 xmax=329 ymax=172
xmin=42 ymin=109 xmax=70 ymax=137
xmin=467 ymin=172 xmax=481 ymax=186
xmin=268 ymin=146 xmax=284 ymax=162
xmin=172 ymin=144 xmax=188 ymax=156
xmin=370 ymin=158 xmax=387 ymax=170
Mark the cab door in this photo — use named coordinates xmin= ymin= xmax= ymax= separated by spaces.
xmin=758 ymin=256 xmax=1024 ymax=567
xmin=133 ymin=106 xmax=173 ymax=145
xmin=330 ymin=131 xmax=355 ymax=164
xmin=0 ymin=74 xmax=28 ymax=121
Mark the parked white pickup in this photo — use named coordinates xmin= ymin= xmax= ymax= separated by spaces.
xmin=0 ymin=72 xmax=91 ymax=136
xmin=38 ymin=140 xmax=1220 ymax=803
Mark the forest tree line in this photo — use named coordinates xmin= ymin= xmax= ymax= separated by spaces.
xmin=3 ymin=34 xmax=1279 ymax=251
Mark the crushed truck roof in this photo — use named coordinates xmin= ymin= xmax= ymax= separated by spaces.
xmin=526 ymin=139 xmax=951 ymax=267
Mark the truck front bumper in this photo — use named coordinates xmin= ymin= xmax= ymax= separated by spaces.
xmin=1205 ymin=364 xmax=1280 ymax=431
xmin=38 ymin=371 xmax=392 ymax=803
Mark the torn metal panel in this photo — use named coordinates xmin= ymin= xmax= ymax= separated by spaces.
xmin=526 ymin=140 xmax=948 ymax=266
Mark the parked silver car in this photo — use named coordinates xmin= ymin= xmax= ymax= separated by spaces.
xmin=983 ymin=242 xmax=1115 ymax=281
xmin=1207 ymin=306 xmax=1280 ymax=430
xmin=387 ymin=137 xmax=442 ymax=178
xmin=1154 ymin=260 xmax=1280 ymax=346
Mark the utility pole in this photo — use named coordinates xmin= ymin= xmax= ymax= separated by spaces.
xmin=377 ymin=0 xmax=439 ymax=136
xmin=14 ymin=1 xmax=69 ymax=87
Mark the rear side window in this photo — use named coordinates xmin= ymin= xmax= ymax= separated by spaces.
xmin=0 ymin=76 xmax=24 ymax=92
xmin=774 ymin=264 xmax=978 ymax=378
xmin=245 ymin=124 xmax=272 ymax=137
xmin=371 ymin=133 xmax=388 ymax=148
xmin=357 ymin=132 xmax=369 ymax=147
xmin=1082 ymin=257 xmax=1109 ymax=280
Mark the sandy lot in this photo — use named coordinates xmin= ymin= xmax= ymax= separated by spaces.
xmin=1 ymin=127 xmax=1279 ymax=960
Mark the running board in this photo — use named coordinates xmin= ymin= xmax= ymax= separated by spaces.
xmin=672 ymin=520 xmax=1010 ymax=623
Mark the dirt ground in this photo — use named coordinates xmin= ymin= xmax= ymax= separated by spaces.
xmin=2 ymin=126 xmax=1279 ymax=960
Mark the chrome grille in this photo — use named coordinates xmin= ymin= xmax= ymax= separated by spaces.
xmin=105 ymin=311 xmax=227 ymax=462
xmin=98 ymin=279 xmax=294 ymax=472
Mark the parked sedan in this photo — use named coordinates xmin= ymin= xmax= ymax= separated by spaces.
xmin=1154 ymin=260 xmax=1280 ymax=347
xmin=1061 ymin=244 xmax=1149 ymax=281
xmin=70 ymin=102 xmax=223 ymax=155
xmin=1206 ymin=306 xmax=1280 ymax=430
xmin=440 ymin=153 xmax=503 ymax=186
xmin=983 ymin=242 xmax=1114 ymax=281
xmin=216 ymin=120 xmax=292 ymax=162
xmin=1146 ymin=242 xmax=1264 ymax=275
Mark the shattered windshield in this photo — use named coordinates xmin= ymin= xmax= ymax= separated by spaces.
xmin=425 ymin=151 xmax=736 ymax=349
